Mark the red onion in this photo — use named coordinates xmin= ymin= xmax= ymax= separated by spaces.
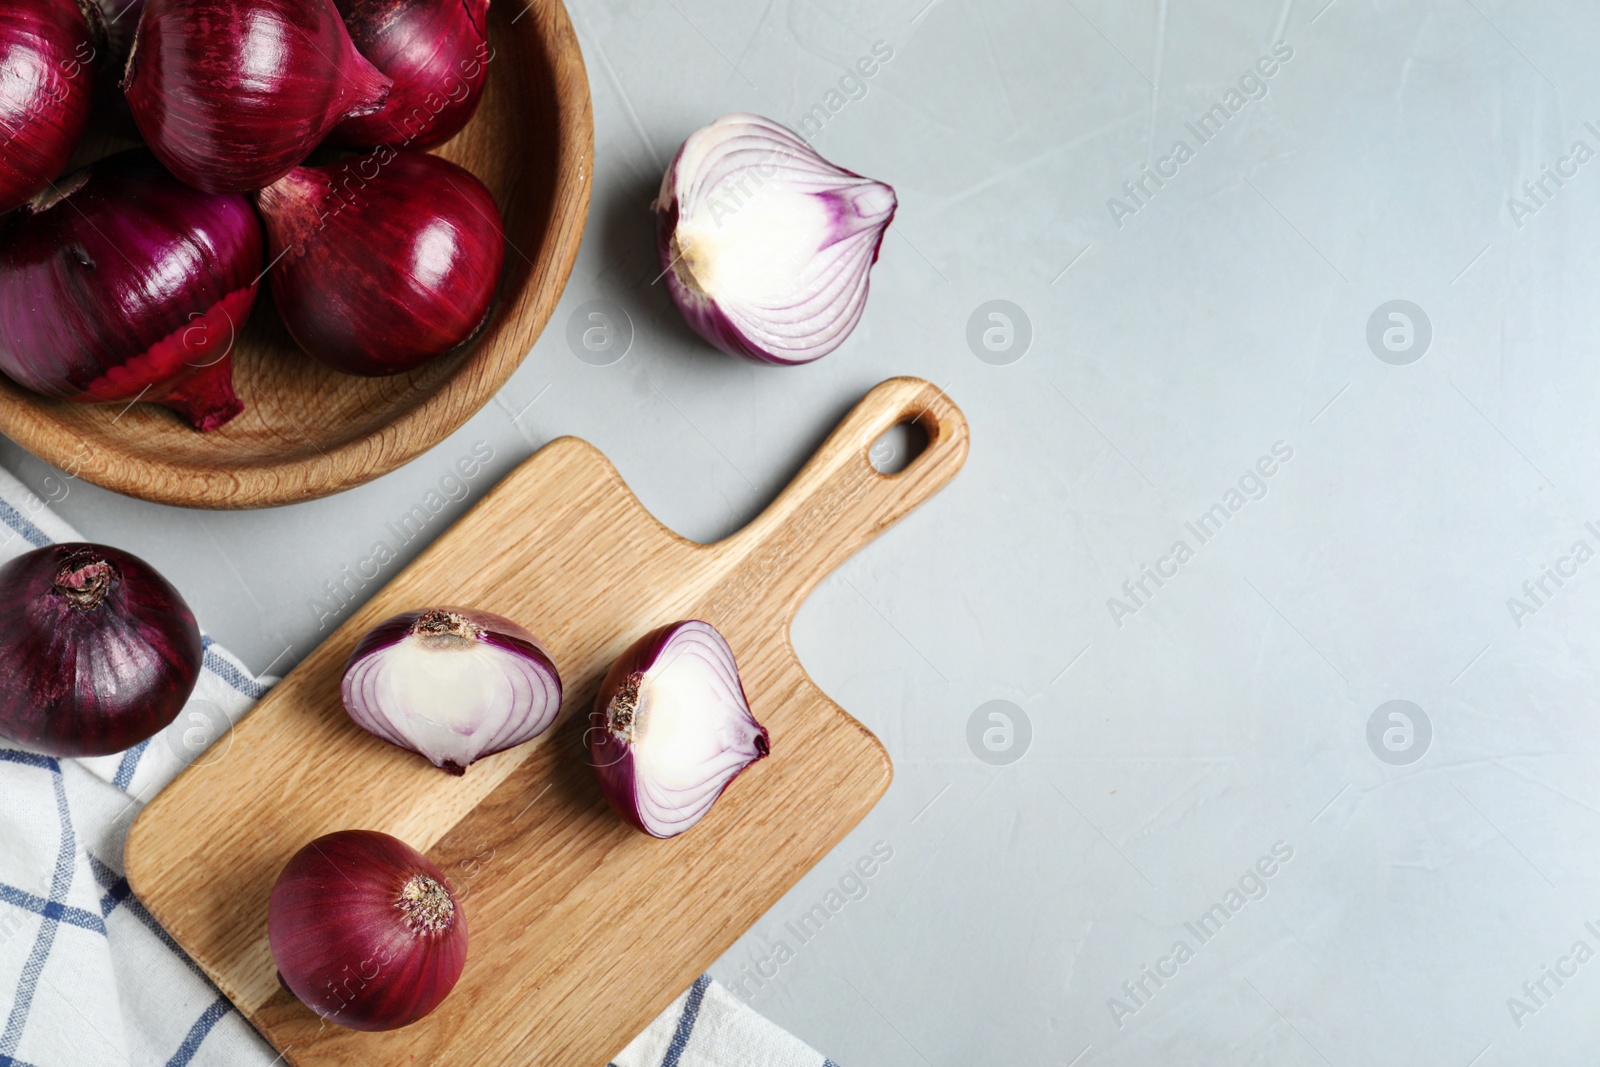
xmin=588 ymin=620 xmax=769 ymax=839
xmin=269 ymin=829 xmax=467 ymax=1031
xmin=0 ymin=150 xmax=260 ymax=430
xmin=256 ymin=149 xmax=505 ymax=376
xmin=0 ymin=0 xmax=97 ymax=215
xmin=0 ymin=543 xmax=201 ymax=757
xmin=654 ymin=113 xmax=897 ymax=366
xmin=329 ymin=0 xmax=491 ymax=150
xmin=123 ymin=0 xmax=391 ymax=193
xmin=341 ymin=608 xmax=561 ymax=775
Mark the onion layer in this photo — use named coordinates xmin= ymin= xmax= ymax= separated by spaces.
xmin=256 ymin=149 xmax=506 ymax=376
xmin=0 ymin=543 xmax=201 ymax=757
xmin=269 ymin=829 xmax=468 ymax=1031
xmin=0 ymin=150 xmax=260 ymax=430
xmin=124 ymin=0 xmax=391 ymax=193
xmin=588 ymin=620 xmax=769 ymax=839
xmin=0 ymin=0 xmax=96 ymax=215
xmin=655 ymin=113 xmax=897 ymax=366
xmin=330 ymin=0 xmax=492 ymax=149
xmin=341 ymin=608 xmax=562 ymax=775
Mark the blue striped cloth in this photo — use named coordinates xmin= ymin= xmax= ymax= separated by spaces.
xmin=0 ymin=466 xmax=840 ymax=1067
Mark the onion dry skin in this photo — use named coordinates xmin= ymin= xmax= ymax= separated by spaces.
xmin=78 ymin=0 xmax=145 ymax=132
xmin=79 ymin=0 xmax=144 ymax=69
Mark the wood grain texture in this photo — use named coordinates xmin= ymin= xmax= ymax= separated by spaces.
xmin=0 ymin=0 xmax=593 ymax=509
xmin=124 ymin=377 xmax=968 ymax=1065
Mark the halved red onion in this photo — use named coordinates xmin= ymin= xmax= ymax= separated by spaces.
xmin=0 ymin=0 xmax=97 ymax=215
xmin=588 ymin=620 xmax=770 ymax=839
xmin=255 ymin=149 xmax=506 ymax=376
xmin=329 ymin=0 xmax=492 ymax=150
xmin=123 ymin=0 xmax=391 ymax=193
xmin=0 ymin=150 xmax=260 ymax=430
xmin=269 ymin=829 xmax=467 ymax=1031
xmin=341 ymin=608 xmax=562 ymax=775
xmin=654 ymin=113 xmax=897 ymax=366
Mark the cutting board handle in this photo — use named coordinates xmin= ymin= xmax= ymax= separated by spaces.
xmin=720 ymin=377 xmax=969 ymax=617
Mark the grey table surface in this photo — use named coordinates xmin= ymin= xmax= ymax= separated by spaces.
xmin=9 ymin=0 xmax=1600 ymax=1063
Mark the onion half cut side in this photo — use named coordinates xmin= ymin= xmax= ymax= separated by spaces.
xmin=655 ymin=113 xmax=897 ymax=366
xmin=588 ymin=620 xmax=770 ymax=839
xmin=341 ymin=608 xmax=562 ymax=775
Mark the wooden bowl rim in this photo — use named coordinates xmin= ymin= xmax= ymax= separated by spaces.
xmin=0 ymin=0 xmax=594 ymax=510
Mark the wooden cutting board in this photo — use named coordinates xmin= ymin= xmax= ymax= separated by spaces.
xmin=124 ymin=376 xmax=968 ymax=1065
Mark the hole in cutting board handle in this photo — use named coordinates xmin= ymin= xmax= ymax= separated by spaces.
xmin=868 ymin=417 xmax=931 ymax=476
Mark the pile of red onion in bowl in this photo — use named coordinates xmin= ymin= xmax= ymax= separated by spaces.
xmin=0 ymin=0 xmax=507 ymax=431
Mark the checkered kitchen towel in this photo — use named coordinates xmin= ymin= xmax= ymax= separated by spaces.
xmin=0 ymin=466 xmax=839 ymax=1067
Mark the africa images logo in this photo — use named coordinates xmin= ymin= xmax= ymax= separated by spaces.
xmin=1105 ymin=841 xmax=1294 ymax=1029
xmin=1106 ymin=442 xmax=1294 ymax=627
xmin=1105 ymin=42 xmax=1295 ymax=229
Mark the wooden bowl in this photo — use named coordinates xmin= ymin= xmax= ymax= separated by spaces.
xmin=0 ymin=0 xmax=593 ymax=509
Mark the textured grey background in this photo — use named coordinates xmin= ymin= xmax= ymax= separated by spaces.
xmin=8 ymin=0 xmax=1600 ymax=1063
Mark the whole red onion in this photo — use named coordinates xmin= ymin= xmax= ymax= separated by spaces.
xmin=588 ymin=620 xmax=770 ymax=839
xmin=123 ymin=0 xmax=391 ymax=193
xmin=0 ymin=150 xmax=260 ymax=430
xmin=256 ymin=149 xmax=505 ymax=376
xmin=0 ymin=543 xmax=202 ymax=757
xmin=330 ymin=0 xmax=491 ymax=150
xmin=269 ymin=829 xmax=468 ymax=1031
xmin=0 ymin=0 xmax=97 ymax=215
